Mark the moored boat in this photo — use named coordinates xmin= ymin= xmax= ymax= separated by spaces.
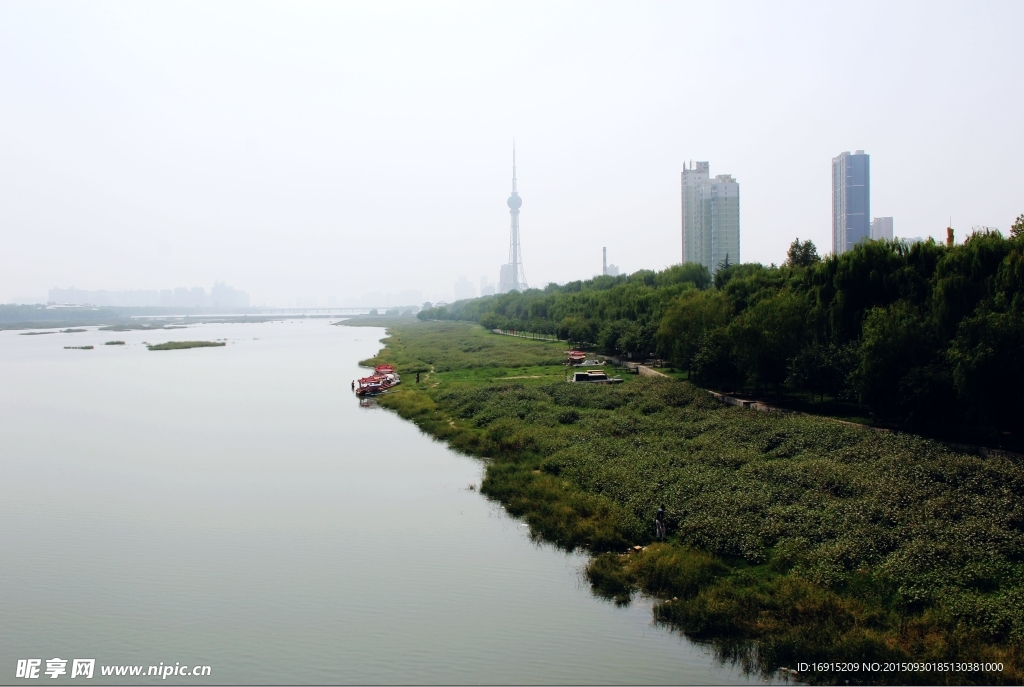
xmin=355 ymin=376 xmax=384 ymax=396
xmin=354 ymin=365 xmax=401 ymax=396
xmin=566 ymin=350 xmax=587 ymax=366
xmin=374 ymin=364 xmax=401 ymax=388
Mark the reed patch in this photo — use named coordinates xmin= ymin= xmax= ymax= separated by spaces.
xmin=350 ymin=319 xmax=1024 ymax=682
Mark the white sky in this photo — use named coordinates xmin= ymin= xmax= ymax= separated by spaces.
xmin=2 ymin=1 xmax=1022 ymax=306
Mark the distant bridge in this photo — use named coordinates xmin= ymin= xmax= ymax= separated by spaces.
xmin=243 ymin=307 xmax=413 ymax=316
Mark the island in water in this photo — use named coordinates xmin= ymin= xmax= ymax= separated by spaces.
xmin=147 ymin=341 xmax=225 ymax=351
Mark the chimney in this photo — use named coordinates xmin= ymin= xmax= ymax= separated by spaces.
xmin=603 ymin=247 xmax=607 ymax=276
xmin=946 ymin=227 xmax=954 ymax=247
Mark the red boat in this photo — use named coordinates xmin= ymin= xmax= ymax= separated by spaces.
xmin=355 ymin=376 xmax=384 ymax=396
xmin=355 ymin=365 xmax=401 ymax=396
xmin=566 ymin=350 xmax=587 ymax=366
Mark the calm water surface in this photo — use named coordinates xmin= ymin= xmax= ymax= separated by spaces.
xmin=0 ymin=320 xmax=760 ymax=684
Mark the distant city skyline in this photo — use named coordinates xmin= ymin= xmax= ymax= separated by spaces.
xmin=1 ymin=4 xmax=1020 ymax=304
xmin=48 ymin=282 xmax=249 ymax=308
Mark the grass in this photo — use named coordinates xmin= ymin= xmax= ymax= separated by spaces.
xmin=345 ymin=319 xmax=1024 ymax=683
xmin=64 ymin=345 xmax=94 ymax=350
xmin=147 ymin=341 xmax=225 ymax=351
xmin=104 ymin=341 xmax=125 ymax=345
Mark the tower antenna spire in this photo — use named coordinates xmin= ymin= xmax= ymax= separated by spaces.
xmin=501 ymin=141 xmax=527 ymax=293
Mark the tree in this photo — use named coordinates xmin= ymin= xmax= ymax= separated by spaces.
xmin=785 ymin=238 xmax=820 ymax=268
xmin=597 ymin=319 xmax=630 ymax=356
xmin=853 ymin=300 xmax=934 ymax=419
xmin=657 ymin=263 xmax=712 ymax=290
xmin=787 ymin=342 xmax=857 ymax=404
xmin=728 ymin=290 xmax=808 ymax=395
xmin=948 ymin=307 xmax=1024 ymax=434
xmin=1011 ymin=214 xmax=1024 ymax=240
xmin=656 ymin=289 xmax=730 ymax=372
xmin=692 ymin=329 xmax=740 ymax=389
xmin=559 ymin=316 xmax=598 ymax=347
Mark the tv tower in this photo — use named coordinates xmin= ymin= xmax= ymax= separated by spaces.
xmin=505 ymin=142 xmax=527 ymax=291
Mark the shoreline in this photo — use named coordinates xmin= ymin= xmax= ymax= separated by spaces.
xmin=346 ymin=318 xmax=1023 ymax=685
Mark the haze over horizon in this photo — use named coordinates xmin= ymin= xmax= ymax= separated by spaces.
xmin=2 ymin=1 xmax=1021 ymax=306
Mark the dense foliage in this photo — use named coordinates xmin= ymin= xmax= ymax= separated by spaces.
xmin=421 ymin=262 xmax=712 ymax=359
xmin=421 ymin=220 xmax=1024 ymax=444
xmin=355 ymin=320 xmax=1024 ymax=681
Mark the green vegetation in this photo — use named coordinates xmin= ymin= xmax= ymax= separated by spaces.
xmin=351 ymin=320 xmax=565 ymax=372
xmin=104 ymin=341 xmax=125 ymax=345
xmin=64 ymin=345 xmax=94 ymax=350
xmin=351 ymin=319 xmax=1024 ymax=683
xmin=334 ymin=313 xmax=419 ymax=328
xmin=146 ymin=341 xmax=225 ymax=351
xmin=61 ymin=328 xmax=87 ymax=333
xmin=20 ymin=331 xmax=56 ymax=335
xmin=420 ymin=220 xmax=1024 ymax=451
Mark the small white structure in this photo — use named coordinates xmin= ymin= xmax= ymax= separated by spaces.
xmin=871 ymin=217 xmax=893 ymax=241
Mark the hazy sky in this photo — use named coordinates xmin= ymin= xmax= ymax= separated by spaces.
xmin=2 ymin=1 xmax=1021 ymax=306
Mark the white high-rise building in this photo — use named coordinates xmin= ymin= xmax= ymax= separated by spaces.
xmin=870 ymin=217 xmax=893 ymax=241
xmin=681 ymin=161 xmax=709 ymax=266
xmin=498 ymin=264 xmax=514 ymax=294
xmin=681 ymin=162 xmax=740 ymax=274
xmin=454 ymin=276 xmax=476 ymax=301
xmin=480 ymin=276 xmax=495 ymax=297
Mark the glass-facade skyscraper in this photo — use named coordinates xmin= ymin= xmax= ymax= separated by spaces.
xmin=832 ymin=150 xmax=870 ymax=254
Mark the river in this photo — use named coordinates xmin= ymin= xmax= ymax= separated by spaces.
xmin=0 ymin=319 xmax=760 ymax=684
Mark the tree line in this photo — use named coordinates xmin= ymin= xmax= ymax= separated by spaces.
xmin=420 ymin=216 xmax=1024 ymax=442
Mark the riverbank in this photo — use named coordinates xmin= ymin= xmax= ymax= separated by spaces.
xmin=346 ymin=319 xmax=1024 ymax=684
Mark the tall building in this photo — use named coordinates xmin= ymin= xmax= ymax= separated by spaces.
xmin=681 ymin=161 xmax=740 ymax=274
xmin=870 ymin=217 xmax=893 ymax=241
xmin=832 ymin=150 xmax=870 ymax=254
xmin=499 ymin=144 xmax=528 ymax=293
xmin=454 ymin=276 xmax=476 ymax=301
xmin=480 ymin=276 xmax=495 ymax=297
xmin=681 ymin=161 xmax=709 ymax=266
xmin=498 ymin=264 xmax=513 ymax=294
